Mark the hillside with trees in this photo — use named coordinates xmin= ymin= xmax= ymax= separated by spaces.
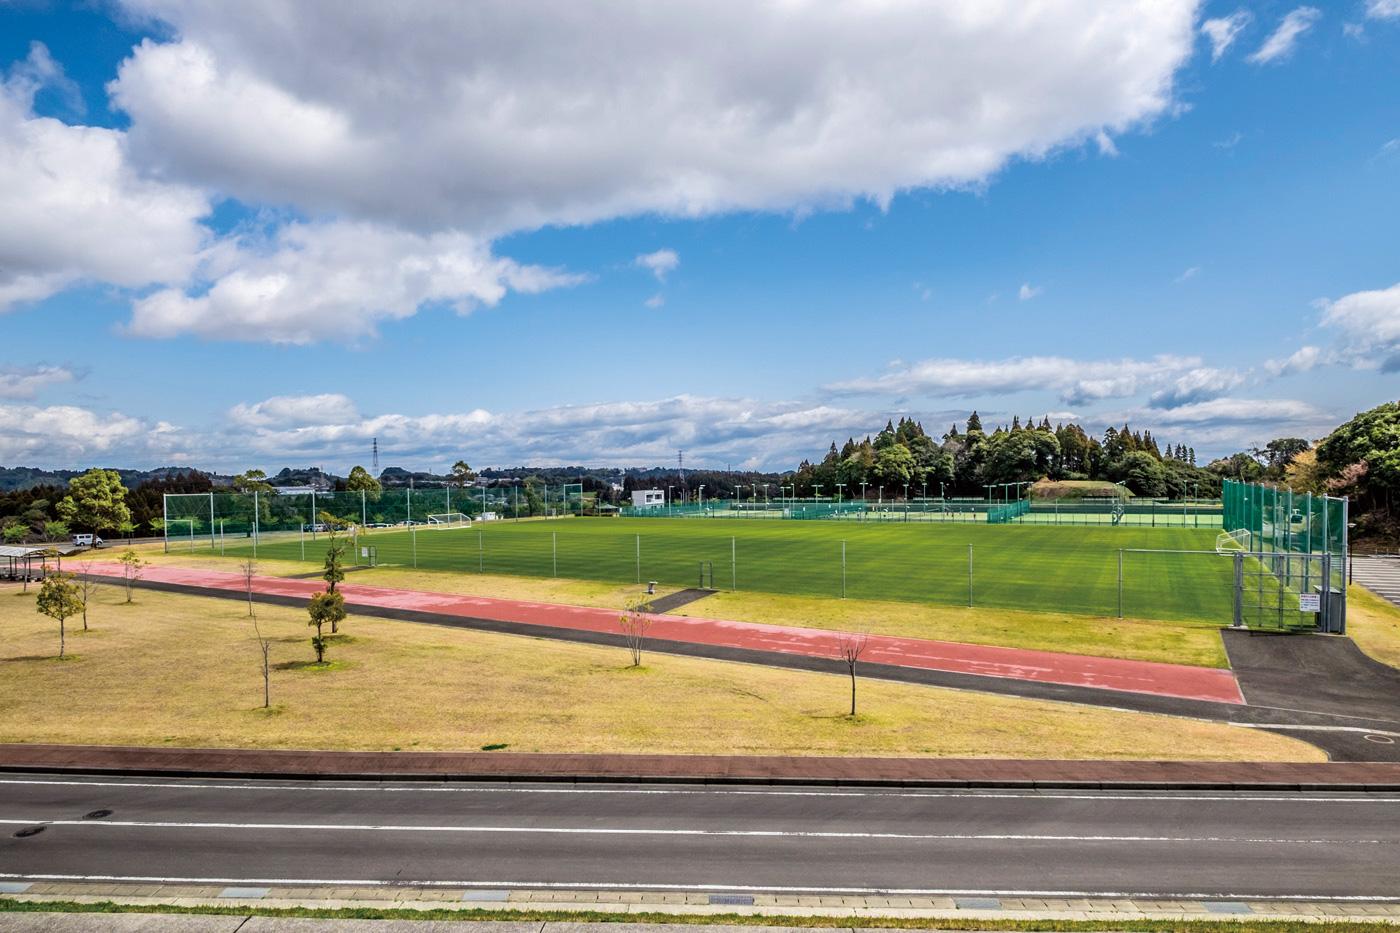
xmin=788 ymin=415 xmax=1218 ymax=500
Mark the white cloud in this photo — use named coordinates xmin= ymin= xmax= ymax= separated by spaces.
xmin=824 ymin=353 xmax=1238 ymax=406
xmin=0 ymin=43 xmax=210 ymax=312
xmin=0 ymin=403 xmax=179 ymax=465
xmin=110 ymin=1 xmax=1199 ymax=235
xmin=0 ymin=365 xmax=76 ymax=400
xmin=1263 ymin=345 xmax=1324 ymax=377
xmin=229 ymin=393 xmax=360 ymax=428
xmin=222 ymin=393 xmax=879 ymax=472
xmin=634 ymin=249 xmax=680 ymax=282
xmin=1316 ymin=281 xmax=1400 ymax=371
xmin=1367 ymin=0 xmax=1400 ymax=19
xmin=1174 ymin=265 xmax=1201 ymax=283
xmin=1201 ymin=11 xmax=1251 ymax=61
xmin=128 ymin=221 xmax=585 ymax=344
xmin=1248 ymin=7 xmax=1322 ymax=64
xmin=1017 ymin=283 xmax=1043 ymax=301
xmin=643 ymin=293 xmax=665 ymax=309
xmin=1146 ymin=367 xmax=1246 ymax=408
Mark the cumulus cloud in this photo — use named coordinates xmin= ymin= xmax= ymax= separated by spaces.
xmin=1248 ymin=7 xmax=1321 ymax=64
xmin=128 ymin=221 xmax=585 ymax=344
xmin=0 ymin=364 xmax=76 ymax=400
xmin=0 ymin=43 xmax=210 ymax=312
xmin=1146 ymin=367 xmax=1247 ymax=408
xmin=825 ymin=354 xmax=1242 ymax=407
xmin=1017 ymin=283 xmax=1043 ymax=301
xmin=635 ymin=249 xmax=679 ymax=282
xmin=1368 ymin=0 xmax=1400 ymax=19
xmin=229 ymin=393 xmax=361 ymax=428
xmin=1099 ymin=396 xmax=1337 ymax=452
xmin=1316 ymin=281 xmax=1400 ymax=371
xmin=0 ymin=403 xmax=180 ymax=465
xmin=1263 ymin=345 xmax=1324 ymax=377
xmin=221 ymin=393 xmax=879 ymax=472
xmin=110 ymin=1 xmax=1198 ymax=235
xmin=1201 ymin=11 xmax=1251 ymax=61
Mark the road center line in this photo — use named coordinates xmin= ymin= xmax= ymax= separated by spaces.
xmin=0 ymin=817 xmax=1388 ymax=845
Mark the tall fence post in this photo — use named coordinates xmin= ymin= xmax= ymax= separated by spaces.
xmin=731 ymin=536 xmax=737 ymax=591
xmin=968 ymin=544 xmax=974 ymax=608
xmin=209 ymin=491 xmax=216 ymax=550
xmin=478 ymin=530 xmax=484 ymax=573
xmin=361 ymin=489 xmax=367 ymax=528
xmin=162 ymin=493 xmax=169 ymax=554
xmin=552 ymin=531 xmax=557 ymax=577
xmin=1232 ymin=552 xmax=1244 ymax=628
xmin=1117 ymin=549 xmax=1124 ymax=619
xmin=635 ymin=534 xmax=641 ymax=584
xmin=411 ymin=524 xmax=417 ymax=568
xmin=841 ymin=540 xmax=847 ymax=598
xmin=252 ymin=490 xmax=258 ymax=559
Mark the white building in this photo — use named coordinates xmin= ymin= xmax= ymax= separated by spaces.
xmin=631 ymin=489 xmax=666 ymax=509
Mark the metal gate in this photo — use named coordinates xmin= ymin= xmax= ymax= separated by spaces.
xmin=1231 ymin=551 xmax=1343 ymax=633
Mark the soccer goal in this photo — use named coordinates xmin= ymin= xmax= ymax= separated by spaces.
xmin=426 ymin=512 xmax=471 ymax=527
xmin=1216 ymin=529 xmax=1251 ymax=554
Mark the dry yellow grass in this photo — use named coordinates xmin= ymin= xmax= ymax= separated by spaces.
xmin=0 ymin=582 xmax=1317 ymax=761
xmin=1347 ymin=584 xmax=1400 ymax=669
xmin=126 ymin=546 xmax=1226 ymax=668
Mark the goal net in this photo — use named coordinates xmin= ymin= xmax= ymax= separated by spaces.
xmin=425 ymin=512 xmax=471 ymax=527
xmin=1216 ymin=529 xmax=1251 ymax=554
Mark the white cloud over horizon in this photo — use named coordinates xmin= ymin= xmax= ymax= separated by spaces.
xmin=0 ymin=364 xmax=76 ymax=400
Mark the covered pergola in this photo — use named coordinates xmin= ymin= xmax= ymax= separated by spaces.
xmin=0 ymin=544 xmax=78 ymax=581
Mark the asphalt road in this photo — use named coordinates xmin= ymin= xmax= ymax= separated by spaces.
xmin=3 ymin=774 xmax=1400 ymax=901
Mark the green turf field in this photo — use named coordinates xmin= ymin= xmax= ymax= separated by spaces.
xmin=213 ymin=517 xmax=1235 ymax=625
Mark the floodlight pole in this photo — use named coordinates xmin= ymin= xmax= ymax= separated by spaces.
xmin=252 ymin=490 xmax=259 ymax=558
xmin=162 ymin=493 xmax=169 ymax=554
xmin=836 ymin=483 xmax=844 ymax=503
xmin=840 ymin=539 xmax=846 ymax=598
xmin=209 ymin=491 xmax=216 ymax=550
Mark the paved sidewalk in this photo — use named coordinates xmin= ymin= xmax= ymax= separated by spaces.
xmin=78 ymin=562 xmax=1244 ymax=704
xmin=4 ymin=743 xmax=1400 ymax=787
xmin=5 ymin=888 xmax=1400 ymax=927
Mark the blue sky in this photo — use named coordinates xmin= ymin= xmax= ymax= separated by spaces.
xmin=0 ymin=0 xmax=1397 ymax=473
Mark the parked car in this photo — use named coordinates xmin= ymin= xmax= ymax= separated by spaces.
xmin=72 ymin=534 xmax=104 ymax=548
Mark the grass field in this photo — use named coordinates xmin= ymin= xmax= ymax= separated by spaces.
xmin=204 ymin=517 xmax=1238 ymax=624
xmin=1347 ymin=584 xmax=1400 ymax=669
xmin=0 ymin=583 xmax=1316 ymax=760
xmin=124 ymin=549 xmax=1229 ymax=667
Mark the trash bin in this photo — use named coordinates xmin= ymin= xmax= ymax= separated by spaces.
xmin=1315 ymin=586 xmax=1345 ymax=634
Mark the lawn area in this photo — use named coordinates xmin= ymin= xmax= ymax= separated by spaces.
xmin=125 ymin=543 xmax=1229 ymax=668
xmin=0 ymin=582 xmax=1315 ymax=760
xmin=1347 ymin=584 xmax=1400 ymax=670
xmin=197 ymin=517 xmax=1236 ymax=624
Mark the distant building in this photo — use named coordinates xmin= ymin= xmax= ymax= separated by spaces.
xmin=631 ymin=489 xmax=665 ymax=509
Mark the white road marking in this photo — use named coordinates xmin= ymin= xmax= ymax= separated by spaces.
xmin=2 ymin=870 xmax=1398 ymax=902
xmin=1 ymin=777 xmax=1395 ymax=803
xmin=0 ymin=816 xmax=1389 ymax=845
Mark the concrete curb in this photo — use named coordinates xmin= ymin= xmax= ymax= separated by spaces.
xmin=5 ymin=743 xmax=1400 ymax=791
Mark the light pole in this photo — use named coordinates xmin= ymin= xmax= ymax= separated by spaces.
xmin=699 ymin=485 xmax=706 ymax=510
xmin=814 ymin=484 xmax=822 ymax=502
xmin=836 ymin=482 xmax=845 ymax=503
xmin=667 ymin=485 xmax=674 ymax=516
xmin=861 ymin=481 xmax=868 ymax=502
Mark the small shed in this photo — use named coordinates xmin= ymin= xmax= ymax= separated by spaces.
xmin=0 ymin=544 xmax=59 ymax=581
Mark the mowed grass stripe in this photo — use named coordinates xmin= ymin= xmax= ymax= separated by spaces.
xmin=224 ymin=519 xmax=1232 ymax=624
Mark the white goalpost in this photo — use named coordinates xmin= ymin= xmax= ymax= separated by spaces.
xmin=425 ymin=512 xmax=471 ymax=527
xmin=1216 ymin=529 xmax=1251 ymax=554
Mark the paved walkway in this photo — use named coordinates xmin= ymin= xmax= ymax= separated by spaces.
xmin=6 ymin=891 xmax=1400 ymax=927
xmin=79 ymin=563 xmax=1243 ymax=704
xmin=1354 ymin=555 xmax=1400 ymax=607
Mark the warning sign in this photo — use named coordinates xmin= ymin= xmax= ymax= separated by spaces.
xmin=1298 ymin=593 xmax=1321 ymax=613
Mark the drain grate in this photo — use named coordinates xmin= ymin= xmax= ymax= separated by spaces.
xmin=707 ymin=894 xmax=755 ymax=905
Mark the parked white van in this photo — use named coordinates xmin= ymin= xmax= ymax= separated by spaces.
xmin=72 ymin=534 xmax=104 ymax=548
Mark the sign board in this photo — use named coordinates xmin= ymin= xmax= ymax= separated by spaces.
xmin=360 ymin=547 xmax=369 ymax=558
xmin=1298 ymin=593 xmax=1321 ymax=613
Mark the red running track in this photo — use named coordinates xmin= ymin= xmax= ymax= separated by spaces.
xmin=81 ymin=562 xmax=1244 ymax=705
